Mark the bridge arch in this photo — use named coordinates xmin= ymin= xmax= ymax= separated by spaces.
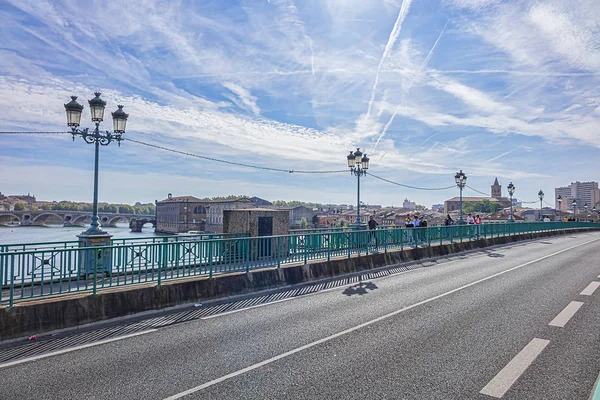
xmin=107 ymin=215 xmax=130 ymax=227
xmin=0 ymin=213 xmax=20 ymax=225
xmin=32 ymin=213 xmax=64 ymax=224
xmin=72 ymin=215 xmax=90 ymax=226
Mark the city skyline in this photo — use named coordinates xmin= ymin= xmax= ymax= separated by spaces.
xmin=0 ymin=0 xmax=599 ymax=206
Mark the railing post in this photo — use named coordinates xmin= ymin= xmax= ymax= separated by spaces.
xmin=208 ymin=239 xmax=213 ymax=279
xmin=246 ymin=238 xmax=251 ymax=273
xmin=277 ymin=236 xmax=282 ymax=269
xmin=9 ymin=255 xmax=15 ymax=307
xmin=158 ymin=237 xmax=168 ymax=286
xmin=93 ymin=249 xmax=101 ymax=295
xmin=327 ymin=234 xmax=331 ymax=261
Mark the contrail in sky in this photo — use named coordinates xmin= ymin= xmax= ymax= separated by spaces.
xmin=372 ymin=20 xmax=449 ymax=152
xmin=365 ymin=0 xmax=413 ymax=118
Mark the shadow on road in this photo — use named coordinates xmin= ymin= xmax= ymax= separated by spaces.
xmin=342 ymin=281 xmax=378 ymax=296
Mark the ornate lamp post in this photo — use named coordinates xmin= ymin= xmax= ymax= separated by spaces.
xmin=454 ymin=170 xmax=467 ymax=224
xmin=557 ymin=195 xmax=562 ymax=220
xmin=572 ymin=199 xmax=577 ymax=217
xmin=593 ymin=206 xmax=597 ymax=222
xmin=584 ymin=203 xmax=589 ymax=221
xmin=507 ymin=182 xmax=515 ymax=222
xmin=538 ymin=190 xmax=544 ymax=221
xmin=64 ymin=93 xmax=128 ymax=275
xmin=347 ymin=148 xmax=369 ymax=229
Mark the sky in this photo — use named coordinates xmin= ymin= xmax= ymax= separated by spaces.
xmin=0 ymin=0 xmax=598 ymax=208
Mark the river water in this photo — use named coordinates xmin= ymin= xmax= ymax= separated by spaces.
xmin=0 ymin=223 xmax=162 ymax=245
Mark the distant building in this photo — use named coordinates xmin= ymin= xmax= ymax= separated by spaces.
xmin=250 ymin=196 xmax=272 ymax=207
xmin=491 ymin=177 xmax=502 ymax=198
xmin=444 ymin=178 xmax=511 ymax=214
xmin=0 ymin=192 xmax=6 ymax=201
xmin=431 ymin=204 xmax=444 ymax=212
xmin=205 ymin=198 xmax=255 ymax=232
xmin=403 ymin=198 xmax=416 ymax=211
xmin=555 ymin=181 xmax=600 ymax=213
xmin=155 ymin=194 xmax=208 ymax=234
xmin=8 ymin=193 xmax=36 ymax=205
xmin=275 ymin=205 xmax=315 ymax=228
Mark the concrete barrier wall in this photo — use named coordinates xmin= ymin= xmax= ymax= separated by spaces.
xmin=0 ymin=228 xmax=595 ymax=340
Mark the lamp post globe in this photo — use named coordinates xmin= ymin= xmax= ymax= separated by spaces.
xmin=64 ymin=96 xmax=84 ymax=127
xmin=111 ymin=105 xmax=129 ymax=133
xmin=455 ymin=170 xmax=467 ymax=224
xmin=347 ymin=148 xmax=368 ymax=229
xmin=572 ymin=199 xmax=577 ymax=217
xmin=507 ymin=182 xmax=515 ymax=222
xmin=88 ymin=92 xmax=107 ymax=122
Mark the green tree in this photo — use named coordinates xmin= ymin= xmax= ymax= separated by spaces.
xmin=300 ymin=217 xmax=308 ymax=229
xmin=118 ymin=204 xmax=135 ymax=214
xmin=30 ymin=205 xmax=39 ymax=211
xmin=41 ymin=204 xmax=53 ymax=211
xmin=312 ymin=214 xmax=320 ymax=227
xmin=14 ymin=203 xmax=25 ymax=211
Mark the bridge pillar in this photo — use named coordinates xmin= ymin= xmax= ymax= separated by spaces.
xmin=130 ymin=219 xmax=145 ymax=232
xmin=77 ymin=232 xmax=113 ymax=277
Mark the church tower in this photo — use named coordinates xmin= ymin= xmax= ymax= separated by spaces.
xmin=491 ymin=177 xmax=502 ymax=198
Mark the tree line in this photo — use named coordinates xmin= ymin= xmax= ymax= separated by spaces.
xmin=6 ymin=202 xmax=155 ymax=215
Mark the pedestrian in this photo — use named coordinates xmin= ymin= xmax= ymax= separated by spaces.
xmin=445 ymin=214 xmax=454 ymax=226
xmin=467 ymin=214 xmax=475 ymax=224
xmin=368 ymin=215 xmax=378 ymax=246
xmin=414 ymin=215 xmax=421 ymax=243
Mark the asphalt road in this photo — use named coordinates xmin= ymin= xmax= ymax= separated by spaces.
xmin=1 ymin=232 xmax=599 ymax=399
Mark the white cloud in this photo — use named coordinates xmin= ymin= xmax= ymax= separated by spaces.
xmin=222 ymin=82 xmax=261 ymax=115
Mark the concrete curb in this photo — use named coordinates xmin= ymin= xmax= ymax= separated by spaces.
xmin=0 ymin=228 xmax=596 ymax=341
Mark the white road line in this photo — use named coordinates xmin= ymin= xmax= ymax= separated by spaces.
xmin=163 ymin=238 xmax=599 ymax=400
xmin=549 ymin=301 xmax=584 ymax=327
xmin=0 ymin=329 xmax=157 ymax=369
xmin=581 ymin=281 xmax=600 ymax=296
xmin=480 ymin=338 xmax=549 ymax=398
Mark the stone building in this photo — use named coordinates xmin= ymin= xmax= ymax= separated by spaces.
xmin=205 ymin=198 xmax=255 ymax=233
xmin=155 ymin=194 xmax=208 ymax=234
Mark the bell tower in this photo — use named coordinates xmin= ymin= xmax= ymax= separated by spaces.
xmin=491 ymin=177 xmax=502 ymax=198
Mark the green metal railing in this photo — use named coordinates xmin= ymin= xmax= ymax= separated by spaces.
xmin=0 ymin=232 xmax=248 ymax=253
xmin=1 ymin=222 xmax=598 ymax=305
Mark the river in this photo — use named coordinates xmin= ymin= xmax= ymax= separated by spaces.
xmin=0 ymin=223 xmax=162 ymax=245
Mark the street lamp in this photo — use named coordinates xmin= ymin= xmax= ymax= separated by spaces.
xmin=593 ymin=206 xmax=597 ymax=222
xmin=347 ymin=148 xmax=369 ymax=228
xmin=584 ymin=203 xmax=589 ymax=221
xmin=557 ymin=195 xmax=562 ymax=220
xmin=454 ymin=170 xmax=467 ymax=224
xmin=538 ymin=190 xmax=544 ymax=221
xmin=572 ymin=199 xmax=577 ymax=218
xmin=507 ymin=182 xmax=515 ymax=222
xmin=64 ymin=93 xmax=128 ymax=239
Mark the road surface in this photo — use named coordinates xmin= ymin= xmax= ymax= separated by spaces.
xmin=1 ymin=232 xmax=599 ymax=399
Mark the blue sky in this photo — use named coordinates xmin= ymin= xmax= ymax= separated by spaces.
xmin=0 ymin=0 xmax=598 ymax=207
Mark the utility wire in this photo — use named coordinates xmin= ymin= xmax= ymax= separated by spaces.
xmin=123 ymin=137 xmax=348 ymax=174
xmin=465 ymin=185 xmax=490 ymax=197
xmin=0 ymin=131 xmax=70 ymax=135
xmin=368 ymin=172 xmax=455 ymax=191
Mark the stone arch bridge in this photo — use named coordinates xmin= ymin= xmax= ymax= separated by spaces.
xmin=0 ymin=211 xmax=155 ymax=232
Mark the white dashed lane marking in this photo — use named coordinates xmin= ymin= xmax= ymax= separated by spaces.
xmin=580 ymin=282 xmax=600 ymax=296
xmin=480 ymin=338 xmax=550 ymax=398
xmin=548 ymin=301 xmax=584 ymax=327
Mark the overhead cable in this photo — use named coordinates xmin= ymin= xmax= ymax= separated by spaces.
xmin=368 ymin=172 xmax=456 ymax=191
